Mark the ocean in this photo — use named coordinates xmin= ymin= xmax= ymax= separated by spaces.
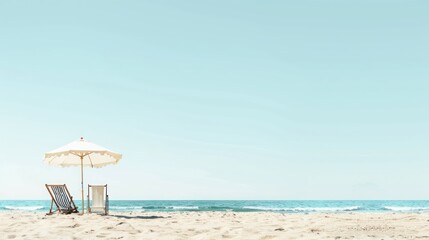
xmin=2 ymin=200 xmax=429 ymax=213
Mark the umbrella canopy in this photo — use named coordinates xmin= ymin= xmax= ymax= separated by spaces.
xmin=44 ymin=137 xmax=122 ymax=213
xmin=44 ymin=138 xmax=122 ymax=168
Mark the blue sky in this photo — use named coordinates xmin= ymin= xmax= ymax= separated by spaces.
xmin=1 ymin=0 xmax=428 ymax=200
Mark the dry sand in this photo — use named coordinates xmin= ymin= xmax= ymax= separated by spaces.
xmin=1 ymin=211 xmax=429 ymax=239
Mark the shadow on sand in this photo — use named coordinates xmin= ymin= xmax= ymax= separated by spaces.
xmin=109 ymin=215 xmax=166 ymax=220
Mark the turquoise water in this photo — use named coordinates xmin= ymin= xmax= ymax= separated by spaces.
xmin=2 ymin=200 xmax=429 ymax=213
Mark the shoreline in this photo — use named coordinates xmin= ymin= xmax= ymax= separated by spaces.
xmin=1 ymin=211 xmax=429 ymax=239
xmin=3 ymin=199 xmax=429 ymax=214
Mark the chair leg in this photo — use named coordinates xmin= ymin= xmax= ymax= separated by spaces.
xmin=105 ymin=185 xmax=108 ymax=215
xmin=47 ymin=200 xmax=54 ymax=215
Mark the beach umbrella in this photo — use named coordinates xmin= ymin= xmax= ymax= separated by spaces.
xmin=44 ymin=137 xmax=122 ymax=213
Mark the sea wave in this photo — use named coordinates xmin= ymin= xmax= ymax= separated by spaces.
xmin=3 ymin=206 xmax=44 ymax=211
xmin=110 ymin=206 xmax=199 ymax=211
xmin=110 ymin=206 xmax=144 ymax=210
xmin=242 ymin=206 xmax=361 ymax=212
xmin=166 ymin=206 xmax=199 ymax=210
xmin=383 ymin=206 xmax=429 ymax=212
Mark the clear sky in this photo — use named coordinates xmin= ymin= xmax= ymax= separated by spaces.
xmin=0 ymin=0 xmax=428 ymax=200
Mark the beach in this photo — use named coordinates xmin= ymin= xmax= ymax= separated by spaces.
xmin=1 ymin=211 xmax=429 ymax=239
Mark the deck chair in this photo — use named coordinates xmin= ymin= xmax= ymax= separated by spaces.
xmin=87 ymin=184 xmax=109 ymax=215
xmin=45 ymin=184 xmax=78 ymax=214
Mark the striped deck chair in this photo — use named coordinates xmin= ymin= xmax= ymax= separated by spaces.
xmin=45 ymin=184 xmax=78 ymax=214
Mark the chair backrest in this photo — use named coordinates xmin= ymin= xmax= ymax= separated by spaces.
xmin=46 ymin=184 xmax=75 ymax=212
xmin=91 ymin=185 xmax=106 ymax=208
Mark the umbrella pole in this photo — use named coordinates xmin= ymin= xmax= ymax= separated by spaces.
xmin=81 ymin=156 xmax=84 ymax=214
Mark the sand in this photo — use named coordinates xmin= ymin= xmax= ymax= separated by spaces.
xmin=1 ymin=211 xmax=429 ymax=239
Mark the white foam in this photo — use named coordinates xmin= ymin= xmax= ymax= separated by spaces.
xmin=242 ymin=206 xmax=360 ymax=212
xmin=167 ymin=206 xmax=199 ymax=210
xmin=242 ymin=206 xmax=285 ymax=211
xmin=110 ymin=206 xmax=144 ymax=210
xmin=383 ymin=206 xmax=429 ymax=212
xmin=4 ymin=206 xmax=44 ymax=211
